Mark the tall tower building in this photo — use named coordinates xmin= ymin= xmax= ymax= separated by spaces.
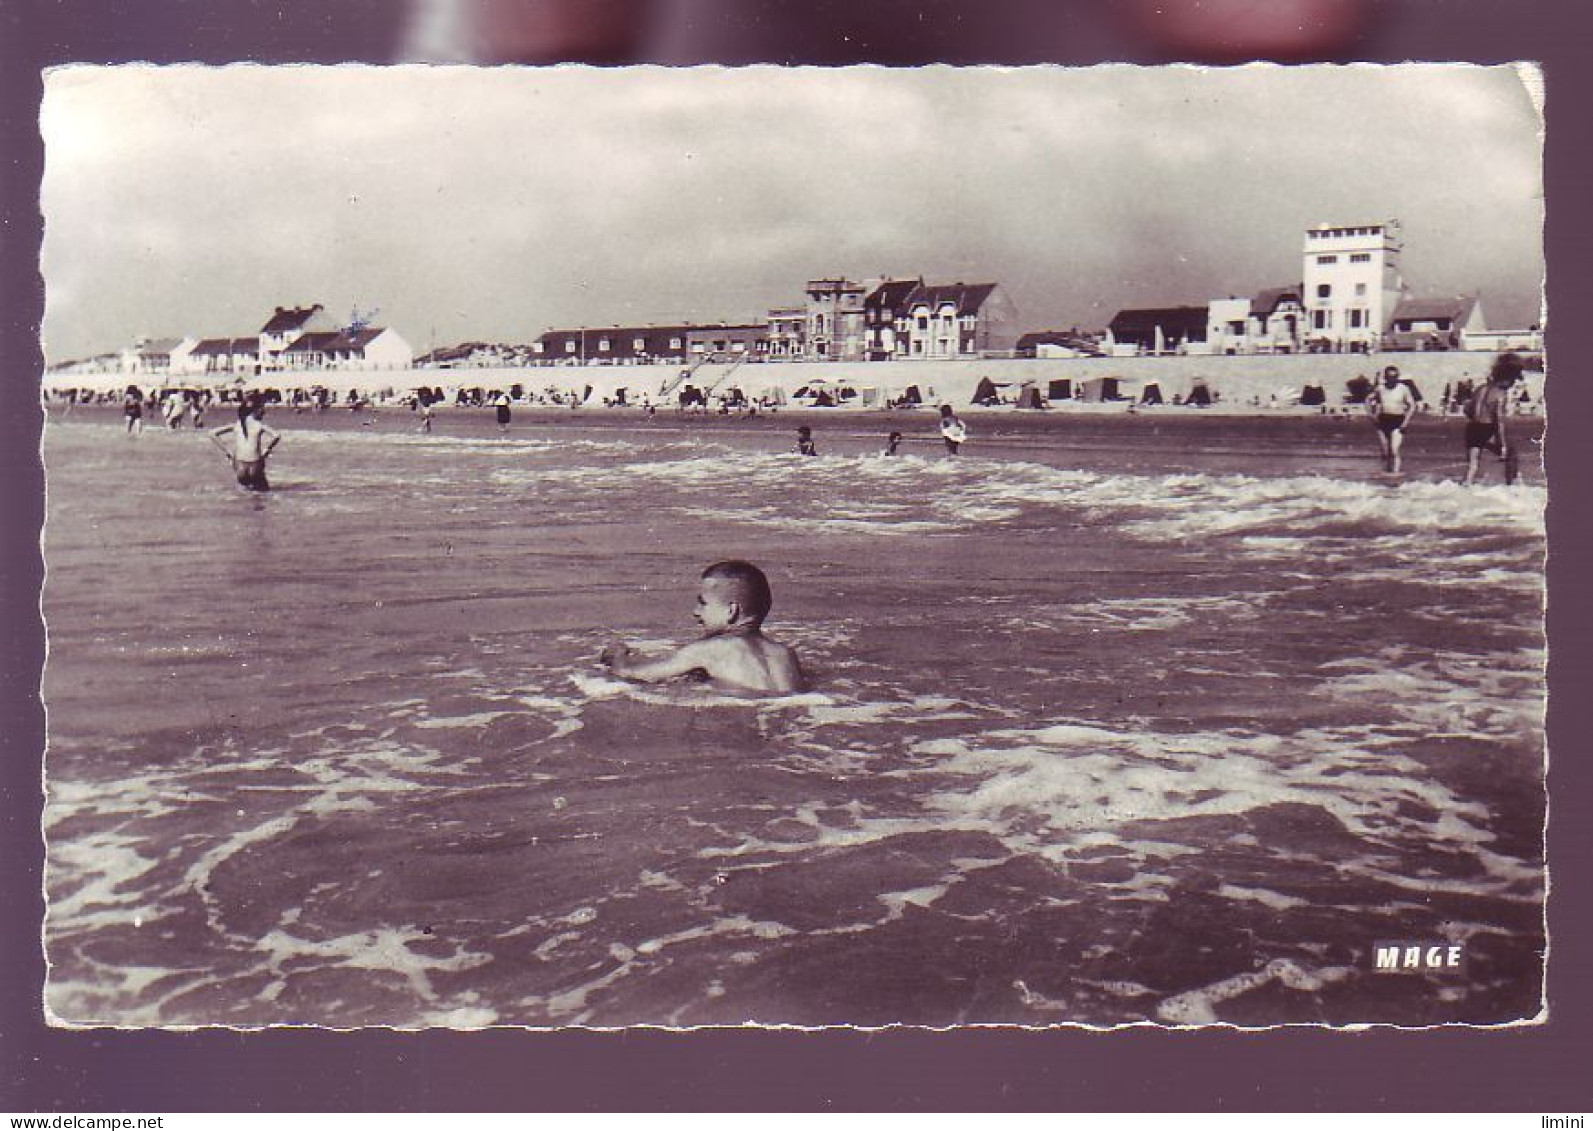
xmin=1301 ymin=220 xmax=1406 ymax=351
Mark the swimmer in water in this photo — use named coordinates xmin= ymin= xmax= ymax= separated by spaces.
xmin=210 ymin=398 xmax=281 ymax=491
xmin=795 ymin=425 xmax=817 ymax=457
xmin=600 ymin=560 xmax=806 ymax=694
xmin=883 ymin=431 xmax=903 ymax=456
xmin=938 ymin=404 xmax=967 ymax=455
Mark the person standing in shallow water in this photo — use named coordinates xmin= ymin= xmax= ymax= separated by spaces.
xmin=1366 ymin=365 xmax=1418 ymax=474
xmin=122 ymin=385 xmax=144 ymax=436
xmin=493 ymin=391 xmax=512 ymax=434
xmin=211 ymin=399 xmax=281 ymax=492
xmin=795 ymin=425 xmax=817 ymax=457
xmin=1463 ymin=352 xmax=1523 ymax=486
xmin=938 ymin=404 xmax=967 ymax=455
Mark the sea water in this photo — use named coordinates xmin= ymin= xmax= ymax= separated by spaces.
xmin=40 ymin=414 xmax=1547 ymax=1027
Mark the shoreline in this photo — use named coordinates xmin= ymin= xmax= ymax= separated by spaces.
xmin=46 ymin=402 xmax=1548 ymax=483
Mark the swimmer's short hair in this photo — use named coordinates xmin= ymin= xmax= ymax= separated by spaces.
xmin=702 ymin=560 xmax=773 ymax=622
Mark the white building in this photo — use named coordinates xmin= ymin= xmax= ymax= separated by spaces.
xmin=1301 ymin=220 xmax=1407 ymax=351
xmin=1206 ymin=297 xmax=1252 ymax=355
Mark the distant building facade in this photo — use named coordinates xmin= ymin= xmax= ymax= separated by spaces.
xmin=1301 ymin=220 xmax=1407 ymax=351
xmin=765 ymin=307 xmax=806 ymax=359
xmin=803 ymin=278 xmax=868 ymax=361
xmin=685 ymin=324 xmax=767 ymax=358
xmin=862 ymin=278 xmax=921 ymax=361
xmin=259 ymin=304 xmax=334 ymax=371
xmin=1106 ymin=306 xmax=1208 ymax=355
xmin=1386 ymin=295 xmax=1486 ymax=351
xmin=899 ymin=282 xmax=1020 ymax=359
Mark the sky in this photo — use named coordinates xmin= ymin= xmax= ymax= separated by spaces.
xmin=39 ymin=63 xmax=1544 ymax=362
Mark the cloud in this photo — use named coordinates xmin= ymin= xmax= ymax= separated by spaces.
xmin=40 ymin=63 xmax=1544 ymax=359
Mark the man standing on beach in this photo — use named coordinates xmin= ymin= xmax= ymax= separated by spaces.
xmin=1366 ymin=365 xmax=1418 ymax=475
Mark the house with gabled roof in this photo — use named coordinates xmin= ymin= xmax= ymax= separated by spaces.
xmin=1247 ymin=284 xmax=1308 ymax=352
xmin=1385 ymin=295 xmax=1485 ymax=351
xmin=899 ymin=281 xmax=1019 ymax=359
xmin=259 ymin=304 xmax=332 ymax=371
xmin=862 ymin=278 xmax=921 ymax=361
xmin=191 ymin=337 xmax=260 ymax=375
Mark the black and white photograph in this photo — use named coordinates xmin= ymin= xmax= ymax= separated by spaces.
xmin=36 ymin=61 xmax=1547 ymax=1031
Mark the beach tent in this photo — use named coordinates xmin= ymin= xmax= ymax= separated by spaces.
xmin=759 ymin=386 xmax=787 ymax=406
xmin=1047 ymin=378 xmax=1073 ymax=401
xmin=1299 ymin=382 xmax=1326 ymax=406
xmin=1186 ymin=378 xmax=1213 ymax=407
xmin=1015 ymin=384 xmax=1046 ymax=409
xmin=1081 ymin=376 xmax=1122 ymax=402
xmin=902 ymin=384 xmax=923 ymax=405
xmin=971 ymin=376 xmax=1010 ymax=405
xmin=1140 ymin=382 xmax=1164 ymax=405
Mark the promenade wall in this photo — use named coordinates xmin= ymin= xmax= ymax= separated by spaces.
xmin=408 ymin=351 xmax=1543 ymax=406
xmin=46 ymin=350 xmax=1544 ymax=407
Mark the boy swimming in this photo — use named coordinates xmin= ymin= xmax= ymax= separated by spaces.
xmin=600 ymin=560 xmax=805 ymax=694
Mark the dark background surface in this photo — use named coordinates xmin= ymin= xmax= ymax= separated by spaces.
xmin=3 ymin=0 xmax=1589 ymax=1112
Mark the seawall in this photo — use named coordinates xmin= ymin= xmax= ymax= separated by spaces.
xmin=47 ymin=350 xmax=1543 ymax=408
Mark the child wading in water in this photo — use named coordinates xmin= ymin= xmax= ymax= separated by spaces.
xmin=938 ymin=404 xmax=967 ymax=455
xmin=210 ymin=398 xmax=281 ymax=491
xmin=600 ymin=560 xmax=805 ymax=694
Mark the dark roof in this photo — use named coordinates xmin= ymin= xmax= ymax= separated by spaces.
xmin=905 ymin=282 xmax=999 ymax=316
xmin=192 ymin=337 xmax=258 ymax=356
xmin=137 ymin=337 xmax=183 ymax=354
xmin=537 ymin=326 xmax=699 ymax=359
xmin=334 ymin=326 xmax=388 ymax=350
xmin=283 ymin=331 xmax=343 ymax=354
xmin=1249 ymin=284 xmax=1304 ymax=316
xmin=864 ymin=278 xmax=922 ymax=311
xmin=1108 ymin=306 xmax=1209 ymax=334
xmin=261 ymin=305 xmax=324 ymax=335
xmin=1017 ymin=330 xmax=1100 ymax=352
xmin=1391 ymin=296 xmax=1476 ymax=323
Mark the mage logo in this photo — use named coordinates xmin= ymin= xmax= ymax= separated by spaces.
xmin=1373 ymin=941 xmax=1466 ymax=973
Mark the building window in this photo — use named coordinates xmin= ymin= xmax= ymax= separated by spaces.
xmin=1227 ymin=321 xmax=1246 ymax=336
xmin=1350 ymin=252 xmax=1371 ymax=263
xmin=598 ymin=338 xmax=611 ymax=352
xmin=1313 ymin=310 xmax=1331 ymax=330
xmin=1348 ymin=309 xmax=1364 ymax=329
xmin=815 ymin=316 xmax=826 ymax=335
xmin=1317 ymin=284 xmax=1332 ymax=298
xmin=1316 ymin=255 xmax=1338 ymax=265
xmin=1355 ymin=283 xmax=1367 ymax=297
xmin=633 ymin=338 xmax=645 ymax=351
xmin=916 ymin=316 xmax=929 ymax=330
xmin=564 ymin=340 xmax=577 ymax=353
xmin=669 ymin=337 xmax=682 ymax=349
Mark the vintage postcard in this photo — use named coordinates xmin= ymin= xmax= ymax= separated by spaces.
xmin=38 ymin=62 xmax=1546 ymax=1029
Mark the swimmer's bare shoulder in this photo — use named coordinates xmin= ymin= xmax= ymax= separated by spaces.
xmin=601 ymin=633 xmax=804 ymax=695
